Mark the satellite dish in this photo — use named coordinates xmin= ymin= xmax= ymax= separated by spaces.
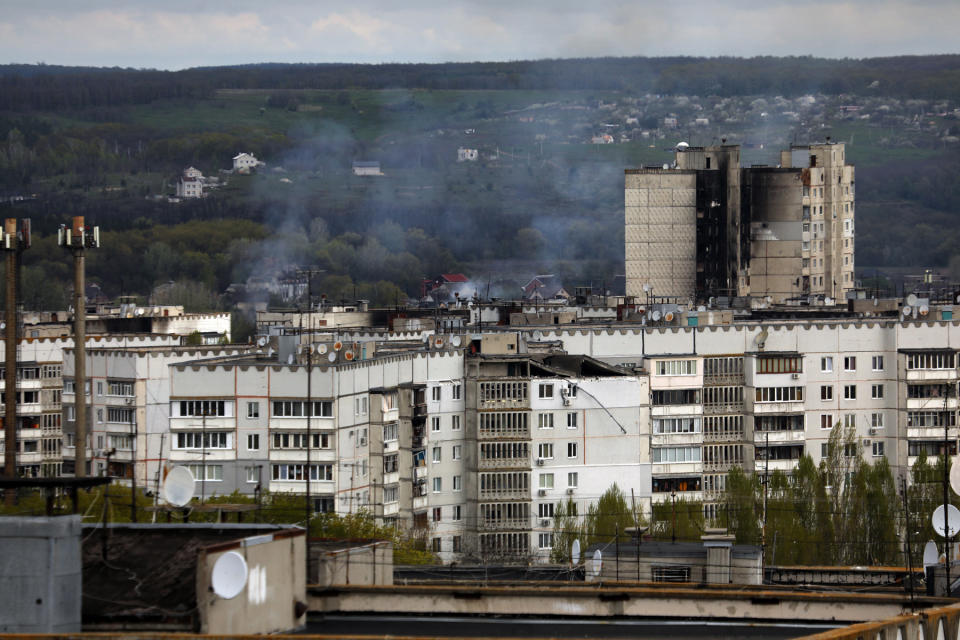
xmin=316 ymin=344 xmax=328 ymax=355
xmin=903 ymin=306 xmax=912 ymax=317
xmin=257 ymin=336 xmax=267 ymax=347
xmin=162 ymin=466 xmax=195 ymax=507
xmin=591 ymin=550 xmax=602 ymax=577
xmin=343 ymin=350 xmax=355 ymax=361
xmin=421 ymin=334 xmax=430 ymax=343
xmin=451 ymin=335 xmax=462 ymax=347
xmin=333 ymin=341 xmax=343 ymax=352
xmin=950 ymin=459 xmax=960 ymax=496
xmin=571 ymin=540 xmax=581 ymax=565
xmin=907 ymin=293 xmax=919 ymax=307
xmin=434 ymin=337 xmax=445 ymax=348
xmin=651 ymin=310 xmax=662 ymax=322
xmin=919 ymin=305 xmax=929 ymax=316
xmin=923 ymin=541 xmax=940 ymax=568
xmin=135 ymin=308 xmax=144 ymax=316
xmin=532 ymin=330 xmax=543 ymax=341
xmin=327 ymin=351 xmax=337 ymax=363
xmin=932 ymin=504 xmax=960 ymax=538
xmin=211 ymin=551 xmax=248 ymax=599
xmin=664 ymin=311 xmax=675 ymax=322
xmin=287 ymin=354 xmax=295 ymax=365
xmin=824 ymin=297 xmax=833 ymax=306
xmin=697 ymin=306 xmax=706 ymax=312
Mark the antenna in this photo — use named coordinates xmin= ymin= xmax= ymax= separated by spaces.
xmin=211 ymin=551 xmax=249 ymax=599
xmin=932 ymin=504 xmax=960 ymax=538
xmin=591 ymin=549 xmax=602 ymax=577
xmin=923 ymin=541 xmax=940 ymax=568
xmin=571 ymin=540 xmax=581 ymax=566
xmin=162 ymin=466 xmax=195 ymax=507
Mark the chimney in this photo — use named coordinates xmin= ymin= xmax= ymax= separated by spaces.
xmin=702 ymin=528 xmax=736 ymax=584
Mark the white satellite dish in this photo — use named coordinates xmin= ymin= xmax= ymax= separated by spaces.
xmin=950 ymin=459 xmax=960 ymax=496
xmin=919 ymin=305 xmax=930 ymax=316
xmin=327 ymin=351 xmax=337 ymax=363
xmin=664 ymin=311 xmax=675 ymax=322
xmin=162 ymin=466 xmax=195 ymax=507
xmin=932 ymin=504 xmax=960 ymax=538
xmin=902 ymin=306 xmax=912 ymax=317
xmin=287 ymin=354 xmax=295 ymax=365
xmin=316 ymin=343 xmax=328 ymax=355
xmin=135 ymin=308 xmax=144 ymax=316
xmin=571 ymin=540 xmax=581 ymax=566
xmin=907 ymin=293 xmax=919 ymax=307
xmin=532 ymin=330 xmax=542 ymax=341
xmin=257 ymin=336 xmax=267 ymax=347
xmin=451 ymin=335 xmax=462 ymax=347
xmin=421 ymin=334 xmax=430 ymax=343
xmin=591 ymin=549 xmax=602 ymax=577
xmin=923 ymin=540 xmax=940 ymax=568
xmin=211 ymin=551 xmax=248 ymax=599
xmin=651 ymin=310 xmax=662 ymax=322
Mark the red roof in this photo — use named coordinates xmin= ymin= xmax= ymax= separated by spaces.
xmin=441 ymin=273 xmax=469 ymax=283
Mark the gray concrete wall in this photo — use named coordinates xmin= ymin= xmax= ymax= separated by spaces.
xmin=0 ymin=515 xmax=81 ymax=632
xmin=311 ymin=541 xmax=393 ymax=586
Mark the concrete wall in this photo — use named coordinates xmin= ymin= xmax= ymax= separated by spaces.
xmin=311 ymin=541 xmax=393 ymax=586
xmin=198 ymin=530 xmax=307 ymax=634
xmin=0 ymin=515 xmax=81 ymax=632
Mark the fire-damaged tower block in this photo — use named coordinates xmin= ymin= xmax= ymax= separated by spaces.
xmin=625 ymin=142 xmax=855 ymax=304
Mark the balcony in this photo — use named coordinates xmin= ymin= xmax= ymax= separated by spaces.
xmin=703 ymin=430 xmax=744 ymax=443
xmin=703 ymin=402 xmax=744 ymax=415
xmin=753 ymin=401 xmax=804 ymax=414
xmin=651 ymin=490 xmax=703 ymax=504
xmin=756 ymin=459 xmax=800 ymax=473
xmin=907 ymin=427 xmax=958 ymax=441
xmin=479 ymin=488 xmax=530 ymax=501
xmin=413 ymin=495 xmax=428 ymax=510
xmin=651 ymin=405 xmax=703 ymax=417
xmin=479 ymin=457 xmax=530 ymax=470
xmin=907 ymin=398 xmax=958 ymax=411
xmin=906 ymin=370 xmax=958 ymax=382
xmin=653 ymin=461 xmax=701 ymax=475
xmin=479 ymin=399 xmax=529 ymax=411
xmin=383 ymin=501 xmax=400 ymax=516
xmin=479 ymin=518 xmax=531 ymax=531
xmin=754 ymin=430 xmax=806 ymax=445
xmin=703 ymin=374 xmax=744 ymax=386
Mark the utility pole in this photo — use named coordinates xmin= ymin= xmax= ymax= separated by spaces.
xmin=943 ymin=381 xmax=951 ymax=594
xmin=59 ymin=217 xmax=100 ymax=478
xmin=2 ymin=218 xmax=29 ymax=505
xmin=297 ymin=266 xmax=323 ymax=584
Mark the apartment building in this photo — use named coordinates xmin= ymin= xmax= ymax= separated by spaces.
xmin=625 ymin=141 xmax=854 ymax=303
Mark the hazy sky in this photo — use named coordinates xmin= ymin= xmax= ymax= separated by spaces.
xmin=1 ymin=0 xmax=958 ymax=69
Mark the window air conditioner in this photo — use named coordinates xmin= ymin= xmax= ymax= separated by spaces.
xmin=567 ymin=488 xmax=576 ymax=495
xmin=536 ymin=458 xmax=545 ymax=466
xmin=791 ymin=373 xmax=801 ymax=380
xmin=538 ymin=489 xmax=547 ymax=497
xmin=540 ymin=519 xmax=550 ymax=527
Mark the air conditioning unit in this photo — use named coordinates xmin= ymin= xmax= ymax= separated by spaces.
xmin=562 ymin=397 xmax=571 ymax=406
xmin=863 ymin=439 xmax=871 ymax=446
xmin=536 ymin=458 xmax=545 ymax=466
xmin=791 ymin=373 xmax=801 ymax=380
xmin=538 ymin=489 xmax=547 ymax=497
xmin=124 ymin=398 xmax=135 ymax=406
xmin=540 ymin=519 xmax=550 ymax=527
xmin=359 ymin=437 xmax=367 ymax=446
xmin=869 ymin=426 xmax=880 ymax=434
xmin=567 ymin=488 xmax=575 ymax=495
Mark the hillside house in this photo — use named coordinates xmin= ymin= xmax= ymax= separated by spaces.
xmin=352 ymin=161 xmax=382 ymax=176
xmin=457 ymin=148 xmax=479 ymax=162
xmin=233 ymin=152 xmax=263 ymax=173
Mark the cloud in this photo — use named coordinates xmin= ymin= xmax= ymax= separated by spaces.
xmin=0 ymin=1 xmax=958 ymax=69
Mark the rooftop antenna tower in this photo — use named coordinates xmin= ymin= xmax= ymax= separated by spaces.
xmin=2 ymin=218 xmax=29 ymax=505
xmin=59 ymin=216 xmax=100 ymax=478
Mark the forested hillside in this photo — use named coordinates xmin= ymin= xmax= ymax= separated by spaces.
xmin=0 ymin=56 xmax=958 ymax=309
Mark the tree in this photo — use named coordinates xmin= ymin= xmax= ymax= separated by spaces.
xmin=723 ymin=466 xmax=761 ymax=546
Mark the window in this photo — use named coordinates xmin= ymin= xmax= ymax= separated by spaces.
xmin=432 ymin=386 xmax=441 ymax=401
xmin=843 ymin=385 xmax=856 ymax=400
xmin=247 ymin=402 xmax=259 ymax=418
xmin=821 ymin=385 xmax=833 ymax=401
xmin=432 ymin=446 xmax=441 ymax=463
xmin=452 ymin=536 xmax=462 ymax=553
xmin=431 ymin=538 xmax=441 ymax=552
xmin=567 ymin=472 xmax=578 ymax=488
xmin=843 ymin=413 xmax=856 ymax=428
xmin=66 ymin=406 xmax=75 ymax=421
xmin=539 ymin=503 xmax=555 ymax=518
xmin=651 ymin=446 xmax=701 ymax=463
xmin=97 ymin=435 xmax=104 ymax=449
xmin=384 ymin=487 xmax=398 ymax=503
xmin=653 ymin=566 xmax=691 ymax=583
xmin=757 ymin=357 xmax=802 ymax=374
xmin=872 ymin=356 xmax=884 ymax=371
xmin=539 ymin=473 xmax=554 ymax=489
xmin=432 ymin=477 xmax=442 ymax=493
xmin=538 ymin=413 xmax=554 ymax=429
xmin=384 ymin=454 xmax=398 ymax=473
xmin=538 ymin=533 xmax=554 ymax=549
xmin=453 ymin=475 xmax=461 ymax=491
xmin=452 ymin=415 xmax=461 ymax=430
xmin=272 ymin=433 xmax=329 ymax=449
xmin=567 ymin=413 xmax=577 ymax=429
xmin=872 ymin=441 xmax=885 ymax=457
xmin=431 ymin=416 xmax=440 ymax=432
xmin=272 ymin=400 xmax=332 ymax=417
xmin=247 ymin=434 xmax=260 ymax=450
xmin=187 ymin=464 xmax=223 ymax=481
xmin=820 ymin=414 xmax=834 ymax=429
xmin=821 ymin=357 xmax=833 ymax=372
xmin=754 ymin=387 xmax=804 ymax=403
xmin=96 ymin=381 xmax=103 ymax=396
xmin=107 ymin=408 xmax=134 ymax=424
xmin=652 ymin=389 xmax=701 ymax=405
xmin=538 ymin=443 xmax=554 ymax=459
xmin=872 ymin=384 xmax=884 ymax=399
xmin=433 ymin=507 xmax=442 ymax=522
xmin=354 ymin=396 xmax=368 ymax=417
xmin=653 ymin=417 xmax=701 ymax=434
xmin=539 ymin=383 xmax=554 ymax=398
xmin=177 ymin=400 xmax=227 ymax=417
xmin=106 ymin=380 xmax=133 ymax=396
xmin=871 ymin=413 xmax=884 ymax=428
xmin=245 ymin=467 xmax=259 ymax=483
xmin=384 ymin=422 xmax=398 ymax=441
xmin=907 ymin=352 xmax=956 ymax=370
xmin=452 ymin=384 xmax=461 ymax=400
xmin=176 ymin=432 xmax=230 ymax=449
xmin=452 ymin=445 xmax=462 ymax=460
xmin=844 ymin=356 xmax=856 ymax=371
xmin=655 ymin=360 xmax=697 ymax=376
xmin=567 ymin=442 xmax=577 ymax=458
xmin=452 ymin=505 xmax=461 ymax=521
xmin=96 ymin=409 xmax=103 ymax=423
